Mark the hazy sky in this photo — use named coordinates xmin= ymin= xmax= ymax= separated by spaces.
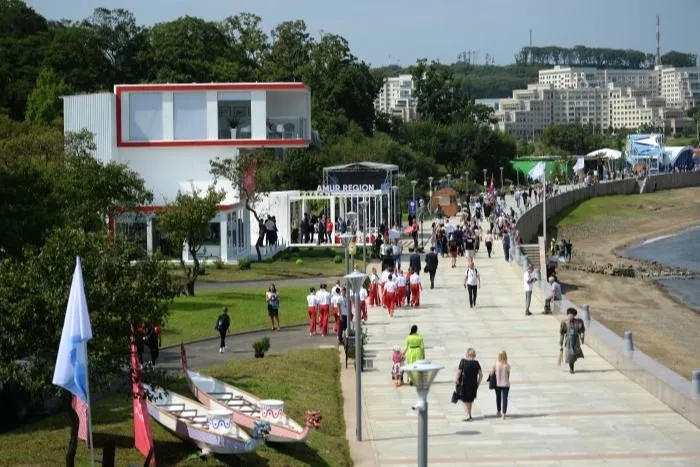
xmin=26 ymin=0 xmax=700 ymax=67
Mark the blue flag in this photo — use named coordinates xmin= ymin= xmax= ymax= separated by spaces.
xmin=52 ymin=257 xmax=93 ymax=403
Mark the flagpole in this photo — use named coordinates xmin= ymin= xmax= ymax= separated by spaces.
xmin=542 ymin=167 xmax=547 ymax=262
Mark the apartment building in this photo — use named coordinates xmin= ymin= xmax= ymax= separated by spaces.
xmin=497 ymin=65 xmax=700 ymax=139
xmin=374 ymin=74 xmax=418 ymax=122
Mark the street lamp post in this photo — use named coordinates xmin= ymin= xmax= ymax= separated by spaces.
xmin=411 ymin=180 xmax=418 ymax=201
xmin=427 ymin=176 xmax=434 ymax=216
xmin=346 ymin=212 xmax=357 ymax=271
xmin=482 ymin=168 xmax=487 ymax=185
xmin=401 ymin=361 xmax=444 ymax=467
xmin=392 ymin=185 xmax=399 ymax=227
xmin=340 ymin=233 xmax=354 ymax=276
xmin=446 ymin=174 xmax=451 ymax=187
xmin=345 ymin=270 xmax=367 ymax=442
xmin=464 ymin=171 xmax=469 ymax=204
xmin=499 ymin=166 xmax=504 ymax=188
xmin=359 ymin=200 xmax=368 ymax=272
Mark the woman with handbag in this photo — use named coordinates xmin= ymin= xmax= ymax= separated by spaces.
xmin=454 ymin=348 xmax=482 ymax=421
xmin=489 ymin=350 xmax=511 ymax=420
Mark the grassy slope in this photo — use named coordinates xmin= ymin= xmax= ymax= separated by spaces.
xmin=163 ymin=286 xmax=311 ymax=347
xmin=0 ymin=349 xmax=351 ymax=466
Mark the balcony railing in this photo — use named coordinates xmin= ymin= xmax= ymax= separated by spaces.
xmin=265 ymin=117 xmax=307 ymax=140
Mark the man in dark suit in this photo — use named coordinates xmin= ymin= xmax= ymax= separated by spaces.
xmin=425 ymin=247 xmax=439 ymax=289
xmin=409 ymin=251 xmax=421 ymax=275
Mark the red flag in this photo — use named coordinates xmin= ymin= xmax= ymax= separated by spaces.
xmin=131 ymin=333 xmax=156 ymax=465
xmin=488 ymin=174 xmax=495 ymax=195
xmin=71 ymin=395 xmax=89 ymax=445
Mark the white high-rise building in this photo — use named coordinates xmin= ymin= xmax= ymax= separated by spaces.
xmin=496 ymin=65 xmax=699 ymax=139
xmin=374 ymin=74 xmax=418 ymax=122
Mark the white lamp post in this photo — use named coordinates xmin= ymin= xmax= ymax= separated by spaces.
xmin=427 ymin=177 xmax=434 ymax=216
xmin=499 ymin=166 xmax=504 ymax=188
xmin=345 ymin=270 xmax=367 ymax=441
xmin=411 ymin=179 xmax=418 ymax=201
xmin=446 ymin=174 xmax=451 ymax=187
xmin=464 ymin=171 xmax=469 ymax=204
xmin=401 ymin=361 xmax=444 ymax=467
xmin=392 ymin=185 xmax=399 ymax=227
xmin=482 ymin=168 xmax=487 ymax=185
xmin=359 ymin=200 xmax=368 ymax=272
xmin=340 ymin=233 xmax=354 ymax=276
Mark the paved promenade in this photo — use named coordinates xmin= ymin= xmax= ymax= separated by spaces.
xmin=348 ymin=223 xmax=700 ymax=466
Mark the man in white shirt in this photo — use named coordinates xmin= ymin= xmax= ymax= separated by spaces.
xmin=463 ymin=261 xmax=481 ymax=308
xmin=306 ymin=287 xmax=319 ymax=335
xmin=337 ymin=287 xmax=350 ymax=344
xmin=315 ymin=284 xmax=331 ymax=336
xmin=409 ymin=270 xmax=422 ymax=307
xmin=384 ymin=274 xmax=398 ymax=317
xmin=524 ymin=264 xmax=537 ymax=316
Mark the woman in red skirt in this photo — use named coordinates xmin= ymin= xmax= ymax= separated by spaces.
xmin=409 ymin=270 xmax=422 ymax=307
xmin=368 ymin=268 xmax=380 ymax=306
xmin=384 ymin=274 xmax=397 ymax=317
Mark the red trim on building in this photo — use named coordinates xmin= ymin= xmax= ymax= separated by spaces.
xmin=114 ymin=82 xmax=309 ymax=148
xmin=134 ymin=204 xmax=237 ymax=213
xmin=118 ymin=139 xmax=308 ymax=148
xmin=114 ymin=83 xmax=307 ymax=93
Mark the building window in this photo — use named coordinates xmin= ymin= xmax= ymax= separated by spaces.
xmin=129 ymin=93 xmax=162 ymax=141
xmin=173 ymin=92 xmax=207 ymax=140
xmin=217 ymin=92 xmax=252 ymax=139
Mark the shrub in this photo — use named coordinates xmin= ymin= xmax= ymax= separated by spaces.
xmin=333 ymin=255 xmax=343 ymax=264
xmin=252 ymin=337 xmax=271 ymax=357
xmin=295 ymin=258 xmax=304 ymax=265
xmin=238 ymin=258 xmax=252 ymax=270
xmin=213 ymin=259 xmax=225 ymax=270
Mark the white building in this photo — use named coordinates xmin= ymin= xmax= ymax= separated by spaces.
xmin=497 ymin=65 xmax=700 ymax=139
xmin=63 ymin=82 xmax=312 ymax=262
xmin=374 ymin=74 xmax=418 ymax=122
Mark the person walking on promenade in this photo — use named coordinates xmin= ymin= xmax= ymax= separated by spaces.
xmin=484 ymin=230 xmax=494 ymax=258
xmin=306 ymin=287 xmax=319 ymax=336
xmin=143 ymin=324 xmax=161 ymax=365
xmin=384 ymin=273 xmax=397 ymax=317
xmin=331 ymin=285 xmax=342 ymax=334
xmin=316 ymin=284 xmax=331 ymax=336
xmin=455 ymin=348 xmax=483 ymax=421
xmin=560 ymin=308 xmax=586 ymax=374
xmin=215 ymin=307 xmax=230 ymax=354
xmin=490 ymin=350 xmax=511 ymax=420
xmin=402 ymin=325 xmax=425 ymax=385
xmin=337 ymin=287 xmax=350 ymax=345
xmin=359 ymin=283 xmax=368 ymax=323
xmin=524 ymin=264 xmax=537 ymax=316
xmin=266 ymin=283 xmax=281 ymax=330
xmin=409 ymin=251 xmax=421 ymax=276
xmin=368 ymin=268 xmax=380 ymax=306
xmin=449 ymin=234 xmax=458 ymax=268
xmin=425 ymin=246 xmax=439 ymax=289
xmin=464 ymin=259 xmax=481 ymax=308
xmin=544 ymin=276 xmax=562 ymax=314
xmin=502 ymin=230 xmax=511 ymax=262
xmin=409 ymin=268 xmax=422 ymax=307
xmin=405 ymin=267 xmax=412 ymax=305
xmin=396 ymin=269 xmax=407 ymax=307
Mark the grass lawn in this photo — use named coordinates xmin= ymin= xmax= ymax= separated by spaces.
xmin=163 ymin=286 xmax=312 ymax=347
xmin=0 ymin=349 xmax=351 ymax=466
xmin=550 ymin=190 xmax=683 ymax=228
xmin=177 ymin=247 xmax=349 ymax=283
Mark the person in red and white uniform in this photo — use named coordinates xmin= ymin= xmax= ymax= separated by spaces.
xmin=306 ymin=287 xmax=319 ymax=335
xmin=395 ymin=269 xmax=407 ymax=308
xmin=315 ymin=284 xmax=331 ymax=336
xmin=384 ymin=273 xmax=397 ymax=317
xmin=379 ymin=268 xmax=390 ymax=308
xmin=409 ymin=270 xmax=422 ymax=307
xmin=368 ymin=268 xmax=380 ymax=306
xmin=359 ymin=284 xmax=369 ymax=323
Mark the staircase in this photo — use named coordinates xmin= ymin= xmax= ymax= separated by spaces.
xmin=520 ymin=243 xmax=541 ymax=270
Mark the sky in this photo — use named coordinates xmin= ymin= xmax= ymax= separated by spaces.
xmin=26 ymin=0 xmax=700 ymax=67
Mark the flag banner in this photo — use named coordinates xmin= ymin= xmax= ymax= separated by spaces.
xmin=52 ymin=257 xmax=93 ymax=403
xmin=131 ymin=333 xmax=157 ymax=465
xmin=71 ymin=395 xmax=89 ymax=445
xmin=528 ymin=161 xmax=546 ymax=182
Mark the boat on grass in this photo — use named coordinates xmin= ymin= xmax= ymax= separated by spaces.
xmin=143 ymin=384 xmax=261 ymax=455
xmin=180 ymin=344 xmax=322 ymax=443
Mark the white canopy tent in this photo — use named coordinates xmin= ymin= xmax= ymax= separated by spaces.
xmin=586 ymin=148 xmax=622 ymax=160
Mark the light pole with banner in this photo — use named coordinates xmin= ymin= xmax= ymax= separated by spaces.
xmin=345 ymin=270 xmax=367 ymax=442
xmin=411 ymin=179 xmax=418 ymax=201
xmin=401 ymin=361 xmax=444 ymax=467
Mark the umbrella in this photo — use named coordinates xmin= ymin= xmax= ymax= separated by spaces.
xmin=388 ymin=229 xmax=401 ymax=240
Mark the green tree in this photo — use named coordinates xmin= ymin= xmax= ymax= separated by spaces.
xmin=219 ymin=12 xmax=269 ymax=81
xmin=264 ymin=20 xmax=313 ymax=82
xmin=25 ymin=67 xmax=71 ymax=125
xmin=661 ymin=51 xmax=697 ymax=68
xmin=0 ymin=228 xmax=178 ymax=465
xmin=158 ymin=186 xmax=224 ymax=296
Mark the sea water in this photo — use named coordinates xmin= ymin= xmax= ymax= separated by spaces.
xmin=620 ymin=226 xmax=700 ymax=312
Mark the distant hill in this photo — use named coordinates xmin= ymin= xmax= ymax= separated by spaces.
xmin=373 ymin=46 xmax=698 ymax=99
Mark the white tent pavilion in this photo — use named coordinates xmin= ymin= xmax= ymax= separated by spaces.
xmin=587 ymin=148 xmax=622 ymax=160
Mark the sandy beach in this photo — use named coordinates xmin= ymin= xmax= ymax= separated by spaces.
xmin=553 ymin=186 xmax=700 ymax=379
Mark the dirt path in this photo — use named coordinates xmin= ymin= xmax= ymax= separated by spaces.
xmin=554 ymin=187 xmax=700 ymax=379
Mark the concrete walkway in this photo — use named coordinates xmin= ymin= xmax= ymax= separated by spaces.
xmin=346 ymin=219 xmax=700 ymax=466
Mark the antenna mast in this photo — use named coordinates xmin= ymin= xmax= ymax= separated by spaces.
xmin=655 ymin=15 xmax=661 ymax=66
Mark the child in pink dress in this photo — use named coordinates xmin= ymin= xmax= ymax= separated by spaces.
xmin=391 ymin=345 xmax=404 ymax=386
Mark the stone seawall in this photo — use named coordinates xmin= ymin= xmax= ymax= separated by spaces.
xmin=515 ymin=171 xmax=700 ymax=244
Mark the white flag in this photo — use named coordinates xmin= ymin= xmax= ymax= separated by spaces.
xmin=528 ymin=161 xmax=546 ymax=181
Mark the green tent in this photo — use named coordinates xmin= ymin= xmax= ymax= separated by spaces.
xmin=511 ymin=159 xmax=564 ymax=180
